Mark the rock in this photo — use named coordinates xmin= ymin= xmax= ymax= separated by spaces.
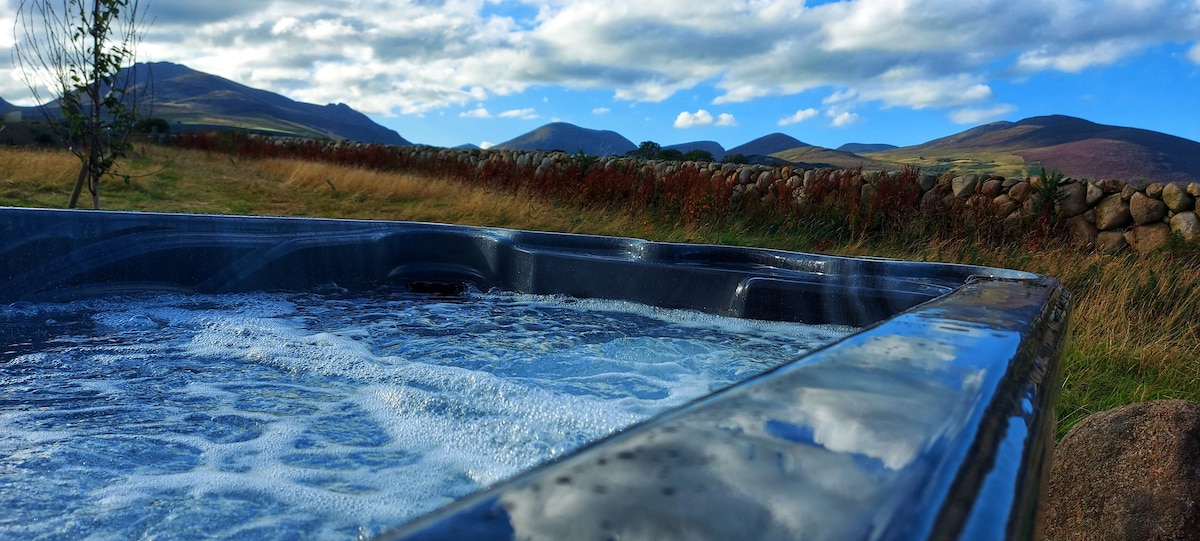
xmin=738 ymin=167 xmax=755 ymax=185
xmin=1096 ymin=178 xmax=1125 ymax=194
xmin=1163 ymin=183 xmax=1195 ymax=213
xmin=993 ymin=194 xmax=1020 ymax=217
xmin=1086 ymin=182 xmax=1105 ymax=206
xmin=918 ymin=173 xmax=937 ymax=192
xmin=1094 ymin=194 xmax=1132 ymax=231
xmin=981 ymin=178 xmax=1003 ymax=197
xmin=1082 ymin=208 xmax=1096 ymax=225
xmin=1120 ymin=184 xmax=1139 ymax=202
xmin=1057 ymin=182 xmax=1088 ymax=218
xmin=1096 ymin=230 xmax=1128 ymax=252
xmin=1147 ymin=183 xmax=1165 ymax=199
xmin=1171 ymin=212 xmax=1200 ymax=243
xmin=1045 ymin=400 xmax=1200 ymax=541
xmin=1125 ymin=223 xmax=1172 ymax=254
xmin=920 ymin=188 xmax=944 ymax=212
xmin=756 ymin=171 xmax=773 ymax=191
xmin=1002 ymin=177 xmax=1021 ymax=189
xmin=1009 ymin=181 xmax=1033 ymax=202
xmin=1063 ymin=215 xmax=1098 ymax=248
xmin=952 ymin=174 xmax=979 ymax=198
xmin=1130 ymin=192 xmax=1168 ymax=225
xmin=1189 ymin=182 xmax=1200 ymax=198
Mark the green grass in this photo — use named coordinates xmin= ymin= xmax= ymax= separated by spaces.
xmin=3 ymin=144 xmax=1197 ymax=439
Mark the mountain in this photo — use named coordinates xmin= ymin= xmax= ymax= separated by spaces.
xmin=494 ymin=122 xmax=635 ymax=156
xmin=771 ymin=146 xmax=898 ymax=170
xmin=121 ymin=62 xmax=410 ymax=145
xmin=2 ymin=62 xmax=409 ymax=145
xmin=838 ymin=143 xmax=898 ymax=153
xmin=872 ymin=115 xmax=1200 ymax=183
xmin=455 ymin=143 xmax=482 ymax=150
xmin=664 ymin=140 xmax=726 ymax=160
xmin=727 ymin=133 xmax=811 ymax=157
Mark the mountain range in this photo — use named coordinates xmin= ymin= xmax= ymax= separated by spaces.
xmin=2 ymin=62 xmax=1197 ymax=183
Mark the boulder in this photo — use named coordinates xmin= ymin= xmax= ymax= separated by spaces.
xmin=952 ymin=174 xmax=980 ymax=198
xmin=1125 ymin=223 xmax=1172 ymax=254
xmin=1096 ymin=230 xmax=1128 ymax=253
xmin=1085 ymin=181 xmax=1105 ymax=206
xmin=918 ymin=173 xmax=937 ymax=192
xmin=1096 ymin=178 xmax=1125 ymax=193
xmin=1147 ymin=182 xmax=1164 ymax=199
xmin=1163 ymin=183 xmax=1195 ymax=213
xmin=1189 ymin=182 xmax=1200 ymax=198
xmin=1171 ymin=212 xmax=1200 ymax=243
xmin=981 ymin=178 xmax=1004 ymax=197
xmin=1063 ymin=215 xmax=1098 ymax=248
xmin=1009 ymin=181 xmax=1033 ymax=202
xmin=1120 ymin=184 xmax=1140 ymax=202
xmin=1057 ymin=182 xmax=1088 ymax=218
xmin=993 ymin=194 xmax=1020 ymax=217
xmin=1130 ymin=192 xmax=1169 ymax=225
xmin=1094 ymin=194 xmax=1132 ymax=231
xmin=1045 ymin=400 xmax=1200 ymax=541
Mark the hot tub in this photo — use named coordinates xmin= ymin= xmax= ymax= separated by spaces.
xmin=0 ymin=207 xmax=1069 ymax=540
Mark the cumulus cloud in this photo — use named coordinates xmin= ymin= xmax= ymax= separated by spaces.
xmin=674 ymin=109 xmax=714 ymax=128
xmin=0 ymin=0 xmax=1195 ymax=117
xmin=592 ymin=107 xmax=611 ymax=115
xmin=778 ymin=108 xmax=819 ymax=126
xmin=480 ymin=141 xmax=495 ymax=149
xmin=499 ymin=108 xmax=538 ymax=119
xmin=949 ymin=104 xmax=1017 ymax=125
xmin=674 ymin=109 xmax=736 ymax=128
xmin=460 ymin=105 xmax=492 ymax=119
xmin=829 ymin=110 xmax=861 ymax=127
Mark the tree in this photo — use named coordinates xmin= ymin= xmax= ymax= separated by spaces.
xmin=655 ymin=148 xmax=683 ymax=161
xmin=683 ymin=149 xmax=715 ymax=163
xmin=626 ymin=140 xmax=661 ymax=160
xmin=14 ymin=0 xmax=152 ymax=209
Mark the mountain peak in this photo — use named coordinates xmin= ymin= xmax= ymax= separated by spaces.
xmin=727 ymin=133 xmax=810 ymax=157
xmin=495 ymin=122 xmax=635 ymax=155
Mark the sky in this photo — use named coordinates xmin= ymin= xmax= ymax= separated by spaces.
xmin=0 ymin=0 xmax=1197 ymax=151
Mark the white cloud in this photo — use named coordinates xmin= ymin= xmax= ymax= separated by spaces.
xmin=460 ymin=105 xmax=492 ymax=118
xmin=949 ymin=104 xmax=1017 ymax=125
xmin=1 ymin=0 xmax=1195 ymax=118
xmin=674 ymin=109 xmax=714 ymax=128
xmin=828 ymin=110 xmax=860 ymax=127
xmin=480 ymin=141 xmax=494 ymax=149
xmin=499 ymin=108 xmax=538 ymax=119
xmin=673 ymin=109 xmax=737 ymax=128
xmin=592 ymin=107 xmax=611 ymax=115
xmin=778 ymin=108 xmax=819 ymax=126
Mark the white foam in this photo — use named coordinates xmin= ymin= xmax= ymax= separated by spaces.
xmin=0 ymin=290 xmax=857 ymax=538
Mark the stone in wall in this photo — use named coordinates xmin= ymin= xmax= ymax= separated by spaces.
xmin=1096 ymin=230 xmax=1128 ymax=253
xmin=1163 ymin=183 xmax=1195 ymax=213
xmin=993 ymin=194 xmax=1019 ymax=216
xmin=1094 ymin=194 xmax=1132 ymax=231
xmin=1045 ymin=400 xmax=1200 ymax=541
xmin=1096 ymin=178 xmax=1125 ymax=194
xmin=1130 ymin=192 xmax=1168 ymax=225
xmin=1171 ymin=212 xmax=1200 ymax=243
xmin=1125 ymin=223 xmax=1172 ymax=254
xmin=951 ymin=174 xmax=979 ymax=198
xmin=1189 ymin=183 xmax=1200 ymax=198
xmin=1057 ymin=182 xmax=1088 ymax=218
xmin=1063 ymin=215 xmax=1098 ymax=249
xmin=1085 ymin=182 xmax=1105 ymax=206
xmin=1009 ymin=181 xmax=1032 ymax=202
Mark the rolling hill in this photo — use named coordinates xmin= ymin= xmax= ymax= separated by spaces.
xmin=870 ymin=115 xmax=1200 ymax=183
xmin=0 ymin=62 xmax=410 ymax=145
xmin=726 ymin=133 xmax=810 ymax=157
xmin=664 ymin=140 xmax=726 ymax=160
xmin=494 ymin=122 xmax=636 ymax=156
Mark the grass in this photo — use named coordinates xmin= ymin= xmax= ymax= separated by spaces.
xmin=3 ymin=144 xmax=1197 ymax=438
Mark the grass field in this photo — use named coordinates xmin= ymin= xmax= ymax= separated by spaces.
xmin=3 ymin=144 xmax=1198 ymax=438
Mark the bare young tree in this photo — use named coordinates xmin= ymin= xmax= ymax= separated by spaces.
xmin=13 ymin=0 xmax=152 ymax=209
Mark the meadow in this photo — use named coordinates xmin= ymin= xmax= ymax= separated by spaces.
xmin=2 ymin=141 xmax=1197 ymax=438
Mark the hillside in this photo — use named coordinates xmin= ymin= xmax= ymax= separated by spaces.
xmin=0 ymin=62 xmax=410 ymax=146
xmin=494 ymin=122 xmax=635 ymax=156
xmin=771 ymin=146 xmax=899 ymax=170
xmin=664 ymin=140 xmax=726 ymax=160
xmin=871 ymin=115 xmax=1200 ymax=183
xmin=726 ymin=133 xmax=810 ymax=157
xmin=838 ymin=143 xmax=898 ymax=153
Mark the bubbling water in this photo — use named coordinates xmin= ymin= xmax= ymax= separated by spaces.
xmin=0 ymin=289 xmax=854 ymax=539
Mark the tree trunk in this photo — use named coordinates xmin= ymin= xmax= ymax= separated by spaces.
xmin=67 ymin=162 xmax=88 ymax=209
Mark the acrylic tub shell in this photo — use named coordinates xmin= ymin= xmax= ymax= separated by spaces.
xmin=0 ymin=208 xmax=1070 ymax=540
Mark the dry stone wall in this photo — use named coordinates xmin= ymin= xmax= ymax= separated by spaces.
xmin=205 ymin=136 xmax=1200 ymax=254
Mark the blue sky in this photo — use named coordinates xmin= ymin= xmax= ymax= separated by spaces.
xmin=2 ymin=0 xmax=1197 ymax=150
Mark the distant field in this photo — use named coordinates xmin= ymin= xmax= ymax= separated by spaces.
xmin=2 ymin=144 xmax=1198 ymax=439
xmin=865 ymin=147 xmax=1035 ymax=178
